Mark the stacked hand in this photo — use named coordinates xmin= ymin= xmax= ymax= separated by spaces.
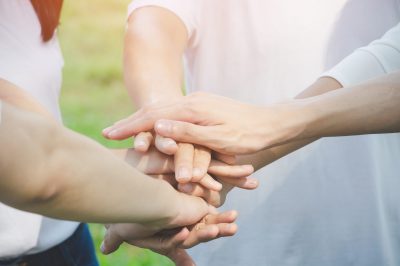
xmin=101 ymin=211 xmax=238 ymax=266
xmin=103 ymin=92 xmax=306 ymax=154
xmin=101 ymin=147 xmax=257 ymax=265
xmin=101 ymin=94 xmax=273 ymax=264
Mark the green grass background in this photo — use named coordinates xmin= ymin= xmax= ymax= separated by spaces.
xmin=59 ymin=0 xmax=173 ymax=265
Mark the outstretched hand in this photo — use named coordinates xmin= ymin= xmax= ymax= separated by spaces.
xmin=101 ymin=211 xmax=238 ymax=266
xmin=103 ymin=92 xmax=304 ymax=155
xmin=117 ymin=146 xmax=257 ymax=207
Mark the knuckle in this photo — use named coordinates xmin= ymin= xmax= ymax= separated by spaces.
xmin=176 ymin=123 xmax=191 ymax=137
xmin=181 ymin=101 xmax=198 ymax=120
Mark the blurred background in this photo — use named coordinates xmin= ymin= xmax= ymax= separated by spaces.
xmin=59 ymin=0 xmax=173 ymax=265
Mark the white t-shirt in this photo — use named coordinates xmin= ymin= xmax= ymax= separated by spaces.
xmin=324 ymin=23 xmax=400 ymax=85
xmin=129 ymin=1 xmax=400 ymax=265
xmin=0 ymin=0 xmax=78 ymax=258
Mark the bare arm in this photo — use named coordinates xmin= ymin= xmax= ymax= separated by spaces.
xmin=238 ymin=77 xmax=342 ymax=169
xmin=122 ymin=7 xmax=243 ymax=190
xmin=103 ymin=72 xmax=400 ymax=166
xmin=123 ymin=6 xmax=187 ymax=154
xmin=124 ymin=6 xmax=187 ymax=107
xmin=0 ymin=80 xmax=209 ymax=228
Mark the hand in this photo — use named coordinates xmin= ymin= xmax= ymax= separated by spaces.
xmin=149 ymin=161 xmax=258 ymax=208
xmin=114 ymin=146 xmax=255 ymax=193
xmin=179 ymin=172 xmax=258 ymax=207
xmin=111 ymin=129 xmax=219 ymax=191
xmin=103 ymin=92 xmax=305 ymax=154
xmin=101 ymin=210 xmax=238 ymax=266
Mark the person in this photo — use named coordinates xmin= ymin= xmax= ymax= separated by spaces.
xmin=103 ymin=1 xmax=400 ymax=265
xmin=0 ymin=1 xmax=255 ymax=265
xmin=103 ymin=70 xmax=400 ymax=157
xmin=0 ymin=90 xmax=241 ymax=265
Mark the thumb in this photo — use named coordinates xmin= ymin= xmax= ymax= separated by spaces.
xmin=101 ymin=228 xmax=123 ymax=255
xmin=169 ymin=249 xmax=196 ymax=266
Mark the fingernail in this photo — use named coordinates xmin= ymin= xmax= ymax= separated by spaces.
xmin=192 ymin=168 xmax=204 ymax=178
xmin=163 ymin=139 xmax=177 ymax=150
xmin=244 ymin=165 xmax=255 ymax=172
xmin=108 ymin=129 xmax=120 ymax=138
xmin=135 ymin=140 xmax=146 ymax=149
xmin=102 ymin=127 xmax=113 ymax=136
xmin=100 ymin=241 xmax=105 ymax=253
xmin=155 ymin=120 xmax=172 ymax=135
xmin=213 ymin=182 xmax=223 ymax=191
xmin=180 ymin=183 xmax=194 ymax=193
xmin=177 ymin=167 xmax=191 ymax=182
xmin=247 ymin=179 xmax=258 ymax=187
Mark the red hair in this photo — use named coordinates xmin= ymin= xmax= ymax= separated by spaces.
xmin=30 ymin=0 xmax=64 ymax=42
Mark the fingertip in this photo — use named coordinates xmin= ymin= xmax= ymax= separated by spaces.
xmin=222 ymin=210 xmax=238 ymax=222
xmin=155 ymin=119 xmax=173 ymax=136
xmin=227 ymin=223 xmax=238 ymax=235
xmin=214 ymin=182 xmax=223 ymax=191
xmin=199 ymin=175 xmax=222 ymax=192
xmin=192 ymin=168 xmax=206 ymax=179
xmin=107 ymin=129 xmax=121 ymax=139
xmin=230 ymin=210 xmax=239 ymax=219
xmin=244 ymin=164 xmax=255 ymax=174
xmin=155 ymin=136 xmax=178 ymax=155
xmin=205 ymin=181 xmax=222 ymax=192
xmin=100 ymin=241 xmax=114 ymax=255
xmin=102 ymin=127 xmax=113 ymax=137
xmin=100 ymin=241 xmax=106 ymax=254
xmin=134 ymin=141 xmax=150 ymax=152
xmin=176 ymin=167 xmax=192 ymax=183
xmin=246 ymin=177 xmax=259 ymax=189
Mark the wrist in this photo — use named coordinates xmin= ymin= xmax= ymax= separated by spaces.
xmin=166 ymin=191 xmax=209 ymax=229
xmin=293 ymin=97 xmax=325 ymax=139
xmin=259 ymin=100 xmax=315 ymax=148
xmin=139 ymin=180 xmax=182 ymax=230
xmin=299 ymin=93 xmax=341 ymax=139
xmin=140 ymin=92 xmax=184 ymax=108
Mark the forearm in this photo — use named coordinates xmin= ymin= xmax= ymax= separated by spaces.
xmin=240 ymin=73 xmax=400 ymax=169
xmin=0 ymin=102 xmax=182 ymax=225
xmin=302 ymin=71 xmax=400 ymax=137
xmin=124 ymin=7 xmax=187 ymax=106
xmin=238 ymin=77 xmax=342 ymax=169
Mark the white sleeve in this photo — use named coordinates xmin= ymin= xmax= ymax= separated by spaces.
xmin=323 ymin=23 xmax=400 ymax=87
xmin=127 ymin=0 xmax=200 ymax=41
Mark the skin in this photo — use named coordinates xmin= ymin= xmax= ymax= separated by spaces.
xmin=117 ymin=6 xmax=215 ymax=189
xmin=102 ymin=6 xmax=400 ymax=216
xmin=0 ymin=98 xmax=210 ymax=227
xmin=100 ymin=6 xmax=343 ymax=207
xmin=101 ymin=6 xmax=344 ymax=257
xmin=100 ymin=7 xmax=256 ymax=261
xmin=104 ymin=76 xmax=343 ymax=206
xmin=105 ymin=72 xmax=400 ymax=155
xmin=0 ymin=79 xmax=253 ymax=264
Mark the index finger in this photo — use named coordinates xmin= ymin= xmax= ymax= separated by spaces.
xmin=103 ymin=102 xmax=195 ymax=140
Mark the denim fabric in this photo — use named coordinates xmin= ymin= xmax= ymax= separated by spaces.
xmin=0 ymin=224 xmax=99 ymax=266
